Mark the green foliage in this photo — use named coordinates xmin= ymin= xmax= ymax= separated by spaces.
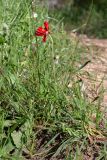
xmin=0 ymin=0 xmax=107 ymax=159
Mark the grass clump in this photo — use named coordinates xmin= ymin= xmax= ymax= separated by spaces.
xmin=0 ymin=0 xmax=107 ymax=159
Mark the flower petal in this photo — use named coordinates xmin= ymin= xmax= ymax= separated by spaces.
xmin=44 ymin=21 xmax=49 ymax=31
xmin=42 ymin=35 xmax=47 ymax=42
xmin=35 ymin=27 xmax=46 ymax=36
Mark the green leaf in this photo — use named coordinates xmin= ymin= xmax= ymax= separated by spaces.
xmin=0 ymin=34 xmax=5 ymax=44
xmin=9 ymin=73 xmax=16 ymax=85
xmin=11 ymin=131 xmax=22 ymax=148
xmin=0 ymin=140 xmax=14 ymax=157
xmin=4 ymin=120 xmax=16 ymax=127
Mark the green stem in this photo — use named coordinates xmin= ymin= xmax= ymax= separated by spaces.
xmin=49 ymin=34 xmax=55 ymax=80
xmin=36 ymin=38 xmax=40 ymax=94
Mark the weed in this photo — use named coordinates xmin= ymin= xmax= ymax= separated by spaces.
xmin=0 ymin=0 xmax=107 ymax=159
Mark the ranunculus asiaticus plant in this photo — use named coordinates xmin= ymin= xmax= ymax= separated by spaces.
xmin=35 ymin=21 xmax=49 ymax=42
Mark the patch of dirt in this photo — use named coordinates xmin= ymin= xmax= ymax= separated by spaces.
xmin=71 ymin=33 xmax=107 ymax=108
xmin=22 ymin=130 xmax=66 ymax=160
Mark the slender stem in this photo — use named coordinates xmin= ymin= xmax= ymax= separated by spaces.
xmin=36 ymin=38 xmax=40 ymax=94
xmin=49 ymin=34 xmax=55 ymax=80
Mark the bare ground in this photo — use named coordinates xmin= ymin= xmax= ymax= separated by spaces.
xmin=71 ymin=33 xmax=107 ymax=109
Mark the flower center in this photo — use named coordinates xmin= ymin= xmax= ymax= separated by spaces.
xmin=46 ymin=31 xmax=48 ymax=35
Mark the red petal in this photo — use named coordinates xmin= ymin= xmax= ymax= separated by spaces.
xmin=42 ymin=35 xmax=47 ymax=42
xmin=35 ymin=27 xmax=46 ymax=36
xmin=44 ymin=21 xmax=49 ymax=31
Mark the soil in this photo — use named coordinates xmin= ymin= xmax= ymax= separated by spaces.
xmin=71 ymin=33 xmax=107 ymax=109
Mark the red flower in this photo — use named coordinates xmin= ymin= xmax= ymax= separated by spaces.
xmin=35 ymin=21 xmax=49 ymax=42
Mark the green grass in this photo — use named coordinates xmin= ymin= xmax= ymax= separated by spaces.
xmin=0 ymin=0 xmax=107 ymax=159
